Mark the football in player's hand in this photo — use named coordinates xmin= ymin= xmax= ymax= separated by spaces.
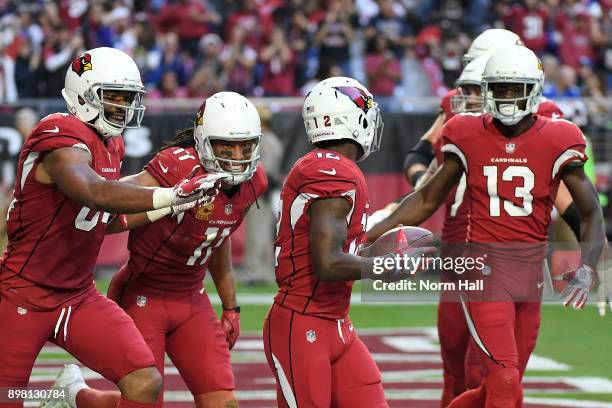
xmin=360 ymin=226 xmax=438 ymax=257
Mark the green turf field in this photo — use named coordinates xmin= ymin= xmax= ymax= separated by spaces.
xmin=94 ymin=276 xmax=612 ymax=402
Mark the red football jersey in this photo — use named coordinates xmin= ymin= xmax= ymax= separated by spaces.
xmin=442 ymin=114 xmax=586 ymax=243
xmin=439 ymin=89 xmax=459 ymax=121
xmin=1 ymin=113 xmax=124 ymax=310
xmin=124 ymin=146 xmax=267 ymax=292
xmin=273 ymin=149 xmax=369 ymax=319
xmin=537 ymin=98 xmax=564 ymax=119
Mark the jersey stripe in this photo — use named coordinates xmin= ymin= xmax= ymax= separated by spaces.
xmin=551 ymin=148 xmax=585 ymax=178
xmin=20 ymin=152 xmax=39 ymax=191
xmin=441 ymin=143 xmax=468 ymax=172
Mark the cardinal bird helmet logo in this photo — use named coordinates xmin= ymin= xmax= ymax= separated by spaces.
xmin=71 ymin=53 xmax=93 ymax=77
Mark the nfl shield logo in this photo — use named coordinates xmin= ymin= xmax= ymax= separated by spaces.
xmin=505 ymin=143 xmax=516 ymax=154
xmin=136 ymin=295 xmax=147 ymax=307
xmin=306 ymin=330 xmax=317 ymax=343
xmin=224 ymin=203 xmax=233 ymax=215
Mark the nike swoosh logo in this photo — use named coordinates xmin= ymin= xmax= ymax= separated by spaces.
xmin=537 ymin=281 xmax=544 ymax=289
xmin=42 ymin=126 xmax=59 ymax=133
xmin=160 ymin=163 xmax=169 ymax=173
xmin=318 ymin=168 xmax=336 ymax=176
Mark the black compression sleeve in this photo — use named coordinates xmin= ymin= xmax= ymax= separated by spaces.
xmin=403 ymin=140 xmax=435 ymax=172
xmin=561 ymin=201 xmax=581 ymax=240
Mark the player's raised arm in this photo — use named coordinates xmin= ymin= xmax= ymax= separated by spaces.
xmin=367 ymin=152 xmax=463 ymax=242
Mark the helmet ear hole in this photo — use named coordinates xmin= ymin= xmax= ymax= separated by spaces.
xmin=362 ymin=118 xmax=368 ymax=129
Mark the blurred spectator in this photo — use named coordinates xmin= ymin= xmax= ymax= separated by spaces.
xmin=148 ymin=70 xmax=188 ymax=99
xmin=157 ymin=0 xmax=221 ymax=57
xmin=364 ymin=36 xmax=402 ymax=97
xmin=272 ymin=2 xmax=316 ymax=90
xmin=540 ymin=53 xmax=559 ymax=93
xmin=82 ymin=3 xmax=113 ymax=49
xmin=242 ymin=105 xmax=283 ymax=286
xmin=225 ymin=0 xmax=268 ymax=52
xmin=554 ymin=8 xmax=604 ymax=70
xmin=13 ymin=36 xmax=40 ymax=99
xmin=187 ymin=33 xmax=224 ymax=98
xmin=260 ymin=27 xmax=296 ymax=96
xmin=40 ymin=27 xmax=84 ymax=97
xmin=18 ymin=9 xmax=43 ymax=51
xmin=131 ymin=18 xmax=163 ymax=82
xmin=599 ymin=3 xmax=612 ymax=91
xmin=220 ymin=25 xmax=257 ymax=95
xmin=365 ymin=0 xmax=415 ymax=57
xmin=315 ymin=0 xmax=355 ymax=75
xmin=144 ymin=32 xmax=188 ymax=90
xmin=500 ymin=0 xmax=549 ymax=54
xmin=543 ymin=64 xmax=581 ymax=98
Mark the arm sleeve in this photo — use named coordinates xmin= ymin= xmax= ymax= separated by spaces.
xmin=403 ymin=139 xmax=434 ymax=173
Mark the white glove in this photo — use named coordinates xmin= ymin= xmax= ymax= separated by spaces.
xmin=557 ymin=264 xmax=596 ymax=310
xmin=152 ymin=170 xmax=228 ymax=209
xmin=366 ymin=203 xmax=399 ymax=232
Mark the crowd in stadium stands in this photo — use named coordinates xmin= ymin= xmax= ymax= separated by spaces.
xmin=0 ymin=0 xmax=610 ymax=105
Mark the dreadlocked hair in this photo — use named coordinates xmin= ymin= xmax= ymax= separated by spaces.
xmin=155 ymin=128 xmax=196 ymax=154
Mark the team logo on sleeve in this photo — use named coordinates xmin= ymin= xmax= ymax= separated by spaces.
xmin=306 ymin=330 xmax=317 ymax=343
xmin=196 ymin=202 xmax=214 ymax=220
xmin=71 ymin=53 xmax=92 ymax=76
xmin=335 ymin=86 xmax=373 ymax=113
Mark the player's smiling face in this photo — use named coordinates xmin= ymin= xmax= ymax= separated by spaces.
xmin=102 ymin=90 xmax=136 ymax=126
xmin=211 ymin=139 xmax=256 ymax=172
xmin=460 ymin=84 xmax=482 ymax=111
xmin=490 ymin=82 xmax=528 ymax=110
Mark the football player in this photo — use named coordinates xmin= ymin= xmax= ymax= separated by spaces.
xmin=43 ymin=92 xmax=267 ymax=408
xmin=263 ymin=77 xmax=435 ymax=407
xmin=403 ymin=28 xmax=522 ymax=190
xmin=368 ymin=45 xmax=604 ymax=407
xmin=0 ymin=47 xmax=220 ymax=408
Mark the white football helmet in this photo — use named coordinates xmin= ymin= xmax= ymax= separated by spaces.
xmin=451 ymin=55 xmax=489 ymax=114
xmin=62 ymin=47 xmax=146 ymax=137
xmin=463 ymin=29 xmax=523 ymax=65
xmin=302 ymin=77 xmax=383 ymax=162
xmin=194 ymin=92 xmax=262 ymax=185
xmin=482 ymin=45 xmax=544 ymax=126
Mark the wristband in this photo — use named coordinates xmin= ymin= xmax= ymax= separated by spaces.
xmin=223 ymin=305 xmax=241 ymax=313
xmin=152 ymin=187 xmax=174 ymax=209
xmin=146 ymin=207 xmax=171 ymax=222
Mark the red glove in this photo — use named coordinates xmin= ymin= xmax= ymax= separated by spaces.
xmin=221 ymin=306 xmax=240 ymax=350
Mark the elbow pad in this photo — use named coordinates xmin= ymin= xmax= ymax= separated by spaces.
xmin=404 ymin=140 xmax=435 ymax=173
xmin=561 ymin=201 xmax=581 ymax=240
